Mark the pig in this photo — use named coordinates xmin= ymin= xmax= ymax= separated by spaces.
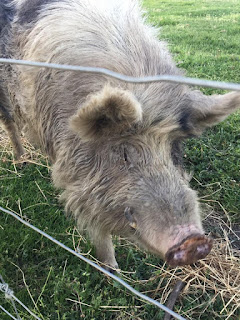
xmin=0 ymin=0 xmax=239 ymax=270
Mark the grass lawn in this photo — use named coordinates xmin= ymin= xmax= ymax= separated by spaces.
xmin=0 ymin=1 xmax=240 ymax=319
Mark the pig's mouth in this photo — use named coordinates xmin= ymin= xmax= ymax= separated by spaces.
xmin=165 ymin=234 xmax=213 ymax=267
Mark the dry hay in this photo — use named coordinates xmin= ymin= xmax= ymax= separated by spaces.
xmin=0 ymin=128 xmax=50 ymax=169
xmin=0 ymin=129 xmax=239 ymax=320
xmin=172 ymin=233 xmax=239 ymax=320
xmin=126 ymin=212 xmax=240 ymax=319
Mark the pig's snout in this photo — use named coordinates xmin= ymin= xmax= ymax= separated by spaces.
xmin=165 ymin=235 xmax=213 ymax=267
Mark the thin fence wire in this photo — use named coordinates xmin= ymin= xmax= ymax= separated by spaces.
xmin=0 ymin=275 xmax=41 ymax=320
xmin=0 ymin=205 xmax=186 ymax=320
xmin=1 ymin=56 xmax=238 ymax=320
xmin=0 ymin=275 xmax=21 ymax=320
xmin=0 ymin=305 xmax=19 ymax=320
xmin=0 ymin=58 xmax=240 ymax=91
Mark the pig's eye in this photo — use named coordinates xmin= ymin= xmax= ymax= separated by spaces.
xmin=124 ymin=207 xmax=137 ymax=230
xmin=123 ymin=150 xmax=128 ymax=162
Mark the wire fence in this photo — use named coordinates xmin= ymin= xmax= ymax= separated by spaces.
xmin=0 ymin=275 xmax=41 ymax=320
xmin=0 ymin=205 xmax=186 ymax=320
xmin=0 ymin=58 xmax=239 ymax=320
xmin=0 ymin=58 xmax=240 ymax=91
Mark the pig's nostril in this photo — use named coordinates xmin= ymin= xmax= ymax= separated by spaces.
xmin=196 ymin=244 xmax=210 ymax=255
xmin=165 ymin=234 xmax=213 ymax=267
xmin=173 ymin=250 xmax=184 ymax=261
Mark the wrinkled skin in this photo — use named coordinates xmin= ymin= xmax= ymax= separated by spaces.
xmin=0 ymin=0 xmax=239 ymax=270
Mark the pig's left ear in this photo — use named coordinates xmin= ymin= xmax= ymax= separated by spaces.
xmin=182 ymin=91 xmax=240 ymax=136
xmin=69 ymin=85 xmax=142 ymax=141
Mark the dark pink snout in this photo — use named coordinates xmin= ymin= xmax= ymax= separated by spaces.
xmin=165 ymin=234 xmax=213 ymax=267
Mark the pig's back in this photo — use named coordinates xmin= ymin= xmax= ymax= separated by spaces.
xmin=12 ymin=0 xmax=177 ymax=78
xmin=7 ymin=0 xmax=183 ymax=154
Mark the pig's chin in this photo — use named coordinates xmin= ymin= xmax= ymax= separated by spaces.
xmin=138 ymin=224 xmax=213 ymax=267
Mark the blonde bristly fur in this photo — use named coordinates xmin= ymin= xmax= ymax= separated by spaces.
xmin=0 ymin=0 xmax=239 ymax=269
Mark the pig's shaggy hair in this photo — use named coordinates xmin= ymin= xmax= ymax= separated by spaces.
xmin=1 ymin=0 xmax=240 ymax=268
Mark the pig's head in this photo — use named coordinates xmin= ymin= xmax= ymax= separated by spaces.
xmin=68 ymin=85 xmax=240 ymax=267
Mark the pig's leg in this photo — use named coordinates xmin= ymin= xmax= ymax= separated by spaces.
xmin=93 ymin=233 xmax=119 ymax=272
xmin=0 ymin=104 xmax=25 ymax=159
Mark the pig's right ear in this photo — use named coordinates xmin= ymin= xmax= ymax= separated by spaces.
xmin=69 ymin=86 xmax=142 ymax=141
xmin=182 ymin=91 xmax=240 ymax=136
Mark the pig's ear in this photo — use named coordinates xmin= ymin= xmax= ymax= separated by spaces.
xmin=181 ymin=91 xmax=240 ymax=136
xmin=69 ymin=86 xmax=142 ymax=141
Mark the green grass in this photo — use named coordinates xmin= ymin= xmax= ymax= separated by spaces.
xmin=146 ymin=0 xmax=240 ymax=86
xmin=144 ymin=0 xmax=240 ymax=220
xmin=0 ymin=1 xmax=240 ymax=319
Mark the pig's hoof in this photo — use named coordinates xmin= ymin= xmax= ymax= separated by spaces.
xmin=14 ymin=154 xmax=29 ymax=169
xmin=18 ymin=161 xmax=28 ymax=169
xmin=165 ymin=235 xmax=213 ymax=267
xmin=104 ymin=264 xmax=120 ymax=274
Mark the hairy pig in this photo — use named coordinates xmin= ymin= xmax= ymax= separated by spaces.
xmin=0 ymin=0 xmax=239 ymax=270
